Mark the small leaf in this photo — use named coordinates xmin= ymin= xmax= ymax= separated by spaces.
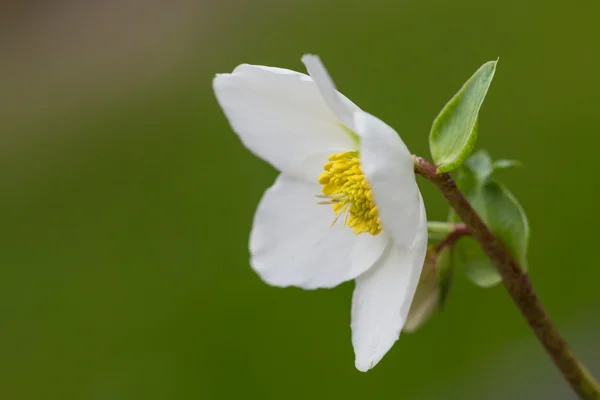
xmin=493 ymin=159 xmax=522 ymax=171
xmin=455 ymin=237 xmax=502 ymax=288
xmin=448 ymin=163 xmax=478 ymax=223
xmin=465 ymin=149 xmax=493 ymax=183
xmin=447 ymin=150 xmax=529 ymax=287
xmin=429 ymin=60 xmax=497 ymax=173
xmin=466 ymin=151 xmax=522 ymax=179
xmin=452 ymin=150 xmax=519 ymax=225
xmin=453 ymin=164 xmax=478 ymax=195
xmin=464 ymin=183 xmax=489 ymax=223
xmin=481 ymin=180 xmax=530 ymax=270
xmin=436 ymin=246 xmax=454 ymax=307
xmin=455 ymin=180 xmax=530 ymax=287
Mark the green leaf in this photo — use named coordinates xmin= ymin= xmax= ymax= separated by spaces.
xmin=493 ymin=159 xmax=522 ymax=171
xmin=429 ymin=60 xmax=497 ymax=173
xmin=455 ymin=150 xmax=523 ymax=219
xmin=465 ymin=151 xmax=522 ymax=179
xmin=453 ymin=164 xmax=478 ymax=194
xmin=446 ymin=150 xmax=529 ymax=288
xmin=436 ymin=246 xmax=454 ymax=307
xmin=455 ymin=237 xmax=501 ymax=288
xmin=459 ymin=178 xmax=489 ymax=223
xmin=465 ymin=149 xmax=493 ymax=183
xmin=447 ymin=162 xmax=478 ymax=223
xmin=455 ymin=179 xmax=530 ymax=287
xmin=480 ymin=180 xmax=530 ymax=270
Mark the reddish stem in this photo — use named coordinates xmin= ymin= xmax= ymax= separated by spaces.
xmin=434 ymin=223 xmax=471 ymax=251
xmin=414 ymin=156 xmax=600 ymax=400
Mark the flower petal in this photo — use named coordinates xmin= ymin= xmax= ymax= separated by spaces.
xmin=356 ymin=111 xmax=423 ymax=249
xmin=301 ymin=54 xmax=358 ymax=130
xmin=213 ymin=64 xmax=357 ymax=182
xmin=351 ymin=197 xmax=428 ymax=371
xmin=250 ymin=174 xmax=388 ymax=289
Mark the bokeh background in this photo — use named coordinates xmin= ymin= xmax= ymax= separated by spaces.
xmin=1 ymin=0 xmax=599 ymax=399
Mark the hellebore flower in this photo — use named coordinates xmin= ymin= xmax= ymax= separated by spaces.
xmin=213 ymin=54 xmax=428 ymax=371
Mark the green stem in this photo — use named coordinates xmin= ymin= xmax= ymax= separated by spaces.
xmin=427 ymin=221 xmax=459 ymax=240
xmin=414 ymin=156 xmax=600 ymax=400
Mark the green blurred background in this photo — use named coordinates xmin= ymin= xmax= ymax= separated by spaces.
xmin=1 ymin=0 xmax=599 ymax=399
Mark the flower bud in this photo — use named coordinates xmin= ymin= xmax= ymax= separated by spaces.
xmin=404 ymin=246 xmax=453 ymax=332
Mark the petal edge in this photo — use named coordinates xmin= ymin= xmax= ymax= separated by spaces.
xmin=351 ymin=197 xmax=428 ymax=371
xmin=213 ymin=64 xmax=355 ymax=182
xmin=356 ymin=111 xmax=423 ymax=249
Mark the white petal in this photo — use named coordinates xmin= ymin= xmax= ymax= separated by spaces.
xmin=301 ymin=54 xmax=359 ymax=130
xmin=351 ymin=199 xmax=428 ymax=371
xmin=250 ymin=174 xmax=388 ymax=289
xmin=213 ymin=64 xmax=357 ymax=182
xmin=356 ymin=111 xmax=423 ymax=249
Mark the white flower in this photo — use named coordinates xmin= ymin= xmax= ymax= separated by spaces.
xmin=213 ymin=54 xmax=428 ymax=371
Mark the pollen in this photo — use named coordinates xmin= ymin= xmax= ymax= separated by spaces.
xmin=317 ymin=151 xmax=382 ymax=235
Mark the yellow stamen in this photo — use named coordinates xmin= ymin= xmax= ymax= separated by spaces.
xmin=317 ymin=151 xmax=382 ymax=235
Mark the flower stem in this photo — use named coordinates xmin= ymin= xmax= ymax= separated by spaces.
xmin=434 ymin=223 xmax=470 ymax=252
xmin=414 ymin=156 xmax=600 ymax=400
xmin=427 ymin=221 xmax=457 ymax=235
xmin=427 ymin=221 xmax=469 ymax=241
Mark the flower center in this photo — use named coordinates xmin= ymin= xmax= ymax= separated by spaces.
xmin=317 ymin=151 xmax=382 ymax=235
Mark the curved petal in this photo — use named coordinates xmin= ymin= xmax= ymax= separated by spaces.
xmin=301 ymin=55 xmax=360 ymax=130
xmin=213 ymin=64 xmax=357 ymax=182
xmin=250 ymin=174 xmax=388 ymax=289
xmin=351 ymin=197 xmax=427 ymax=371
xmin=356 ymin=111 xmax=423 ymax=249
